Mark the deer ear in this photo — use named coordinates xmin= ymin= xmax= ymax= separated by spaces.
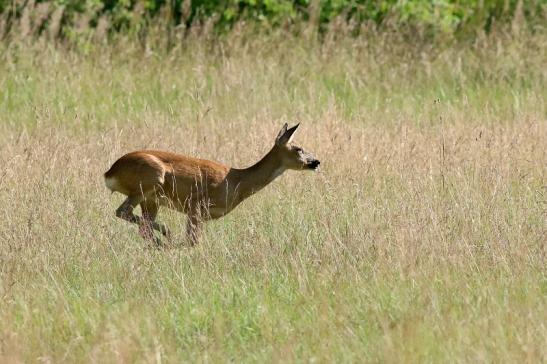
xmin=275 ymin=123 xmax=288 ymax=144
xmin=276 ymin=123 xmax=299 ymax=145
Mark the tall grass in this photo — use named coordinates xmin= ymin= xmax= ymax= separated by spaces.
xmin=0 ymin=30 xmax=545 ymax=362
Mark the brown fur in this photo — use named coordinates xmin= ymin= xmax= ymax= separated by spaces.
xmin=105 ymin=124 xmax=319 ymax=245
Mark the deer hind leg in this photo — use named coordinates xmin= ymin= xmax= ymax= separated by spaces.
xmin=115 ymin=195 xmax=143 ymax=225
xmin=139 ymin=200 xmax=156 ymax=242
xmin=186 ymin=212 xmax=203 ymax=246
xmin=140 ymin=200 xmax=171 ymax=243
xmin=114 ymin=195 xmax=162 ymax=244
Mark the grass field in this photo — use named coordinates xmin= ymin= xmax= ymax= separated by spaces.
xmin=0 ymin=32 xmax=546 ymax=363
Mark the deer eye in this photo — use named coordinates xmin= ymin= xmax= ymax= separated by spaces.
xmin=294 ymin=147 xmax=302 ymax=153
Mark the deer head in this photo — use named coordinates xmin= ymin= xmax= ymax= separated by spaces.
xmin=274 ymin=123 xmax=320 ymax=171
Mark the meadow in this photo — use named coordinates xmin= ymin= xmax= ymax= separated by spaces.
xmin=0 ymin=30 xmax=545 ymax=362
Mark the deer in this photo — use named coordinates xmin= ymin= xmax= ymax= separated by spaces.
xmin=104 ymin=123 xmax=320 ymax=246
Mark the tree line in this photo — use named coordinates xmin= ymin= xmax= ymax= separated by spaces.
xmin=0 ymin=0 xmax=543 ymax=42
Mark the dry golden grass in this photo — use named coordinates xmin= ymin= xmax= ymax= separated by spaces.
xmin=0 ymin=32 xmax=545 ymax=362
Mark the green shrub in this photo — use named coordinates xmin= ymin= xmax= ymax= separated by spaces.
xmin=0 ymin=0 xmax=544 ymax=42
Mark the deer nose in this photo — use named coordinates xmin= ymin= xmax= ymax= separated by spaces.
xmin=309 ymin=160 xmax=320 ymax=170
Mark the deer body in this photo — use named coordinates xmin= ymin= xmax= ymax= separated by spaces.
xmin=104 ymin=124 xmax=319 ymax=245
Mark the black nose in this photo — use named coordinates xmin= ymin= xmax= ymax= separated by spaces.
xmin=309 ymin=160 xmax=320 ymax=169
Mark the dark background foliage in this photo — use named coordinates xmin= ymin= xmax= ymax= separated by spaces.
xmin=0 ymin=0 xmax=544 ymax=43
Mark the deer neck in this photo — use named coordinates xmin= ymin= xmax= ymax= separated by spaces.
xmin=230 ymin=146 xmax=286 ymax=200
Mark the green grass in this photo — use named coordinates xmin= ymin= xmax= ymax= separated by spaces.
xmin=0 ymin=32 xmax=545 ymax=362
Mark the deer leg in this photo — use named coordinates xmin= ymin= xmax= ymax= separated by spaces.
xmin=139 ymin=202 xmax=156 ymax=242
xmin=115 ymin=196 xmax=167 ymax=243
xmin=140 ymin=201 xmax=172 ymax=243
xmin=186 ymin=212 xmax=203 ymax=246
xmin=115 ymin=195 xmax=143 ymax=225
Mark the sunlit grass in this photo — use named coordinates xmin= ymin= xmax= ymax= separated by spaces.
xmin=0 ymin=32 xmax=545 ymax=362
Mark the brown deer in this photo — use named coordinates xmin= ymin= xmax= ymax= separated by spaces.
xmin=104 ymin=123 xmax=320 ymax=245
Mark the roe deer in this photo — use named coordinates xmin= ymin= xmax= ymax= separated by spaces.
xmin=104 ymin=123 xmax=320 ymax=245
